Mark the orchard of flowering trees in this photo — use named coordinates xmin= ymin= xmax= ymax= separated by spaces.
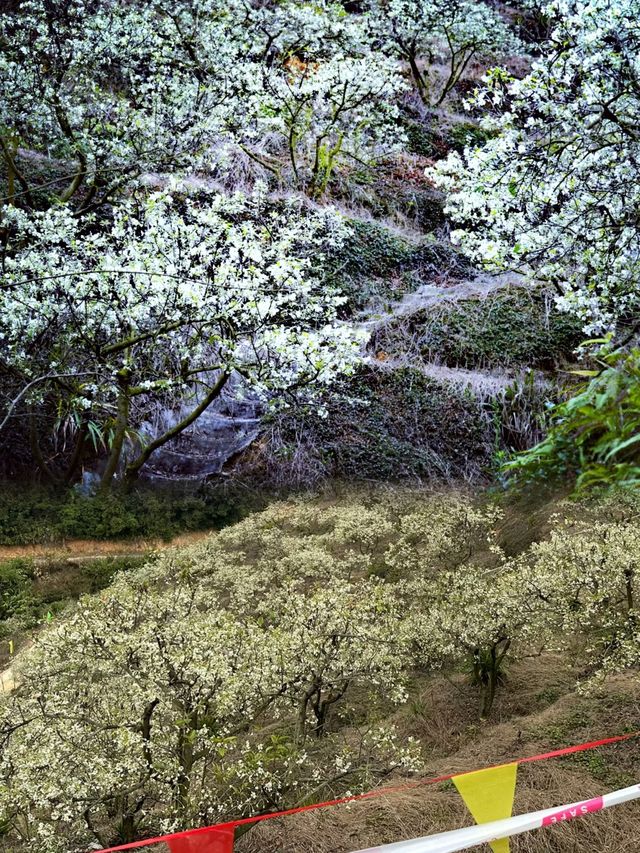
xmin=3 ymin=0 xmax=638 ymax=489
xmin=4 ymin=1 xmax=640 ymax=848
xmin=3 ymin=491 xmax=640 ymax=850
xmin=0 ymin=0 xmax=394 ymax=488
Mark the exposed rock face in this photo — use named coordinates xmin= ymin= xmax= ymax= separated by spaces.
xmin=139 ymin=387 xmax=262 ymax=483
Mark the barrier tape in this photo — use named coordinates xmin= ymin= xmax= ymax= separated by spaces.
xmin=351 ymin=782 xmax=640 ymax=852
xmin=90 ymin=730 xmax=640 ymax=853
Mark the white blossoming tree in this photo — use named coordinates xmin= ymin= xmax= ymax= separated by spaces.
xmin=7 ymin=492 xmax=640 ymax=850
xmin=141 ymin=501 xmax=416 ymax=740
xmin=432 ymin=0 xmax=640 ymax=338
xmin=0 ymin=569 xmax=420 ymax=851
xmin=0 ymin=0 xmax=413 ymax=485
xmin=365 ymin=0 xmax=522 ymax=106
xmin=519 ymin=494 xmax=640 ymax=682
xmin=253 ymin=53 xmax=407 ymax=196
xmin=147 ymin=495 xmax=527 ymax=720
xmin=271 ymin=578 xmax=412 ymax=741
xmin=0 ymin=188 xmax=366 ymax=488
xmin=410 ymin=556 xmax=549 ymax=718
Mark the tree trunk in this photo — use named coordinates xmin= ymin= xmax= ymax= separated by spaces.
xmin=625 ymin=566 xmax=634 ymax=613
xmin=123 ymin=371 xmax=229 ymax=485
xmin=63 ymin=420 xmax=88 ymax=484
xmin=99 ymin=384 xmax=130 ymax=492
xmin=119 ymin=810 xmax=136 ymax=845
xmin=313 ymin=701 xmax=328 ymax=738
xmin=478 ymin=638 xmax=511 ymax=719
xmin=28 ymin=409 xmax=60 ymax=485
xmin=407 ymin=51 xmax=430 ymax=106
xmin=174 ymin=711 xmax=198 ymax=820
xmin=480 ymin=656 xmax=498 ymax=720
xmin=296 ymin=684 xmax=317 ymax=745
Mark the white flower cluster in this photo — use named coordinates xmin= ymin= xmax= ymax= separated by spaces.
xmin=0 ymin=0 xmax=407 ymax=195
xmin=432 ymin=0 xmax=640 ymax=337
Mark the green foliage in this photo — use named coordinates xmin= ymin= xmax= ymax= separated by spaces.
xmin=0 ymin=554 xmax=149 ymax=640
xmin=402 ymin=116 xmax=448 ymax=158
xmin=36 ymin=555 xmax=152 ymax=604
xmin=505 ymin=348 xmax=640 ymax=492
xmin=0 ymin=559 xmax=37 ymax=622
xmin=455 ymin=290 xmax=568 ymax=366
xmin=324 ymin=218 xmax=464 ymax=309
xmin=0 ymin=486 xmax=248 ymax=545
xmin=325 ymin=218 xmax=418 ymax=283
xmin=445 ymin=121 xmax=498 ymax=153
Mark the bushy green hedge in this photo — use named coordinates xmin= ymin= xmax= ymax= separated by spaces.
xmin=0 ymin=486 xmax=249 ymax=545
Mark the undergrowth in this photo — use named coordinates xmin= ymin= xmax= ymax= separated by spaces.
xmin=0 ymin=484 xmax=253 ymax=545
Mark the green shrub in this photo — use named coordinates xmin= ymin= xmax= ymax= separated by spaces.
xmin=0 ymin=559 xmax=37 ymax=621
xmin=0 ymin=491 xmax=60 ymax=544
xmin=504 ymin=347 xmax=640 ymax=492
xmin=83 ymin=555 xmax=151 ymax=593
xmin=403 ymin=117 xmax=446 ymax=158
xmin=58 ymin=493 xmax=142 ymax=540
xmin=0 ymin=486 xmax=249 ymax=545
xmin=324 ymin=218 xmax=466 ymax=310
xmin=446 ymin=121 xmax=498 ymax=153
xmin=326 ymin=218 xmax=417 ymax=282
xmin=35 ymin=555 xmax=152 ymax=605
xmin=262 ymin=366 xmax=493 ymax=484
xmin=374 ymin=287 xmax=583 ymax=370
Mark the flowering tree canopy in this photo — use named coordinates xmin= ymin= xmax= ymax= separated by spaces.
xmin=1 ymin=187 xmax=365 ymax=487
xmin=0 ymin=0 xmax=406 ymax=206
xmin=365 ymin=0 xmax=522 ymax=106
xmin=433 ymin=0 xmax=640 ymax=338
xmin=0 ymin=517 xmax=420 ymax=851
xmin=3 ymin=490 xmax=640 ymax=849
xmin=0 ymin=0 xmax=420 ymax=485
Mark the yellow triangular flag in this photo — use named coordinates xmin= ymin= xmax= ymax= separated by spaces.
xmin=453 ymin=763 xmax=518 ymax=853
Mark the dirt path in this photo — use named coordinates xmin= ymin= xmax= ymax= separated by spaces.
xmin=0 ymin=529 xmax=212 ymax=563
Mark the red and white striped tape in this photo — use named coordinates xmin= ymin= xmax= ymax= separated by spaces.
xmin=351 ymin=783 xmax=640 ymax=852
xmin=89 ymin=731 xmax=640 ymax=853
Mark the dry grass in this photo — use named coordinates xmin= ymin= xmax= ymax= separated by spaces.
xmin=236 ymin=663 xmax=640 ymax=853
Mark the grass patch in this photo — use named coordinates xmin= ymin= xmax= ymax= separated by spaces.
xmin=374 ymin=286 xmax=584 ymax=370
